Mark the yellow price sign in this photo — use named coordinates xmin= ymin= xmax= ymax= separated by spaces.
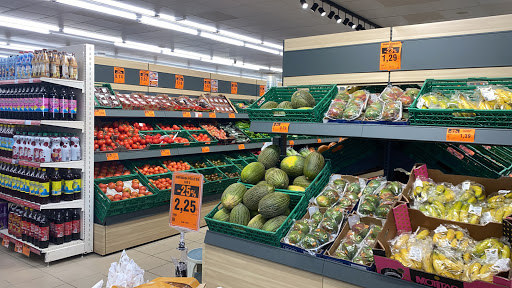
xmin=201 ymin=147 xmax=210 ymax=153
xmin=288 ymin=140 xmax=295 ymax=146
xmin=144 ymin=110 xmax=155 ymax=117
xmin=22 ymin=244 xmax=30 ymax=256
xmin=106 ymin=153 xmax=119 ymax=161
xmin=228 ymin=113 xmax=235 ymax=118
xmin=139 ymin=70 xmax=150 ymax=86
xmin=170 ymin=172 xmax=204 ymax=231
xmin=204 ymin=79 xmax=211 ymax=92
xmin=160 ymin=149 xmax=171 ymax=156
xmin=182 ymin=111 xmax=191 ymax=118
xmin=94 ymin=109 xmax=106 ymax=116
xmin=446 ymin=128 xmax=475 ymax=143
xmin=238 ymin=144 xmax=245 ymax=150
xmin=272 ymin=122 xmax=290 ymax=133
xmin=209 ymin=112 xmax=216 ymax=118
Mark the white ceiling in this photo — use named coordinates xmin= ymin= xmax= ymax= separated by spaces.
xmin=0 ymin=0 xmax=511 ymax=79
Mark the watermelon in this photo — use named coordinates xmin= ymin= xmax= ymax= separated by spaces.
xmin=229 ymin=203 xmax=250 ymax=226
xmin=221 ymin=183 xmax=247 ymax=210
xmin=258 ymin=192 xmax=290 ymax=218
xmin=287 ymin=185 xmax=305 ymax=191
xmin=243 ymin=184 xmax=273 ymax=210
xmin=247 ymin=214 xmax=267 ymax=229
xmin=258 ymin=145 xmax=280 ymax=169
xmin=291 ymin=90 xmax=315 ymax=109
xmin=212 ymin=208 xmax=230 ymax=222
xmin=260 ymin=101 xmax=278 ymax=109
xmin=241 ymin=162 xmax=265 ymax=184
xmin=277 ymin=101 xmax=293 ymax=109
xmin=262 ymin=215 xmax=287 ymax=232
xmin=280 ymin=155 xmax=305 ymax=178
xmin=293 ymin=176 xmax=311 ymax=188
xmin=265 ymin=168 xmax=289 ymax=189
xmin=303 ymin=152 xmax=325 ymax=180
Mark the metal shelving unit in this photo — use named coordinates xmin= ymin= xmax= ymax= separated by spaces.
xmin=94 ymin=109 xmax=249 ymax=119
xmin=0 ymin=44 xmax=94 ymax=262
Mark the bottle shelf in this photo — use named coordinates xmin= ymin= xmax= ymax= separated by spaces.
xmin=0 ymin=192 xmax=84 ymax=210
xmin=0 ymin=119 xmax=84 ymax=131
xmin=0 ymin=229 xmax=85 ymax=257
xmin=0 ymin=157 xmax=83 ymax=169
xmin=0 ymin=78 xmax=84 ymax=90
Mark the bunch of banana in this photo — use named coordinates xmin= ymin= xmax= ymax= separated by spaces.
xmin=484 ymin=193 xmax=512 ymax=223
xmin=432 ymin=249 xmax=465 ymax=280
xmin=472 ymin=238 xmax=511 ymax=260
xmin=432 ymin=228 xmax=473 ymax=251
xmin=390 ymin=247 xmax=424 ymax=269
xmin=454 ymin=94 xmax=477 ymax=117
xmin=390 ymin=231 xmax=432 ymax=270
xmin=412 ymin=180 xmax=435 ymax=202
xmin=484 ymin=205 xmax=512 ymax=223
xmin=464 ymin=262 xmax=495 ymax=282
xmin=459 ymin=183 xmax=485 ymax=203
xmin=495 ymin=88 xmax=512 ymax=110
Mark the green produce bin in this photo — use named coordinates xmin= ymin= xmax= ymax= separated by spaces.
xmin=206 ymin=154 xmax=230 ymax=167
xmin=227 ymin=158 xmax=249 ymax=170
xmin=127 ymin=159 xmax=170 ymax=177
xmin=185 ymin=155 xmax=214 ymax=169
xmin=195 ymin=167 xmax=228 ymax=195
xmin=140 ymin=172 xmax=174 ymax=203
xmin=247 ymin=84 xmax=337 ymax=123
xmin=94 ymin=83 xmax=122 ymax=109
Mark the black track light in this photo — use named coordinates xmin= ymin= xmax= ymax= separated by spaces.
xmin=334 ymin=15 xmax=341 ymax=23
xmin=355 ymin=24 xmax=363 ymax=30
xmin=310 ymin=2 xmax=319 ymax=11
xmin=327 ymin=11 xmax=335 ymax=19
xmin=360 ymin=27 xmax=366 ymax=30
xmin=342 ymin=18 xmax=350 ymax=25
xmin=300 ymin=0 xmax=308 ymax=9
xmin=318 ymin=7 xmax=326 ymax=16
xmin=347 ymin=21 xmax=354 ymax=28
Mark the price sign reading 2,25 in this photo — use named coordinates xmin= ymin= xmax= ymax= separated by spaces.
xmin=170 ymin=172 xmax=204 ymax=231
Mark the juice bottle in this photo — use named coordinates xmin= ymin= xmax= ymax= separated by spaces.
xmin=59 ymin=87 xmax=69 ymax=121
xmin=69 ymin=54 xmax=78 ymax=80
xmin=21 ymin=206 xmax=28 ymax=241
xmin=31 ymin=50 xmax=37 ymax=78
xmin=50 ymin=134 xmax=61 ymax=162
xmin=61 ymin=135 xmax=70 ymax=162
xmin=39 ymin=211 xmax=49 ymax=248
xmin=39 ymin=168 xmax=50 ymax=204
xmin=50 ymin=168 xmax=61 ymax=203
xmin=27 ymin=85 xmax=35 ymax=120
xmin=40 ymin=84 xmax=49 ymax=120
xmin=49 ymin=51 xmax=57 ymax=78
xmin=48 ymin=209 xmax=55 ymax=243
xmin=33 ymin=210 xmax=40 ymax=247
xmin=70 ymin=135 xmax=80 ymax=161
xmin=27 ymin=132 xmax=35 ymax=162
xmin=28 ymin=208 xmax=35 ymax=243
xmin=19 ymin=166 xmax=27 ymax=201
xmin=54 ymin=209 xmax=63 ymax=245
xmin=63 ymin=209 xmax=72 ymax=243
xmin=28 ymin=167 xmax=36 ymax=203
xmin=68 ymin=89 xmax=76 ymax=120
xmin=49 ymin=86 xmax=59 ymax=120
xmin=7 ymin=204 xmax=12 ymax=235
xmin=62 ymin=169 xmax=74 ymax=201
xmin=71 ymin=208 xmax=80 ymax=240
xmin=42 ymin=49 xmax=50 ymax=78
xmin=15 ymin=52 xmax=22 ymax=79
xmin=33 ymin=133 xmax=41 ymax=163
xmin=72 ymin=169 xmax=81 ymax=200
xmin=40 ymin=133 xmax=51 ymax=163
xmin=60 ymin=52 xmax=69 ymax=79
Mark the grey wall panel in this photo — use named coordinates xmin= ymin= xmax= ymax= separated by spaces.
xmin=125 ymin=68 xmax=142 ymax=86
xmin=183 ymin=75 xmax=205 ymax=91
xmin=283 ymin=43 xmax=382 ymax=77
xmin=218 ymin=80 xmax=231 ymax=94
xmin=95 ymin=65 xmax=114 ymax=83
xmin=158 ymin=72 xmax=173 ymax=88
xmin=237 ymin=82 xmax=257 ymax=96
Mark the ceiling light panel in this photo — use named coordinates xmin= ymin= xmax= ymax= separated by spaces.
xmin=55 ymin=0 xmax=138 ymax=20
xmin=140 ymin=16 xmax=199 ymax=35
xmin=200 ymin=32 xmax=244 ymax=46
xmin=218 ymin=30 xmax=262 ymax=45
xmin=62 ymin=27 xmax=122 ymax=42
xmin=90 ymin=0 xmax=155 ymax=16
xmin=245 ymin=43 xmax=280 ymax=55
xmin=114 ymin=41 xmax=164 ymax=54
xmin=0 ymin=43 xmax=43 ymax=51
xmin=0 ymin=16 xmax=59 ymax=32
xmin=179 ymin=20 xmax=217 ymax=33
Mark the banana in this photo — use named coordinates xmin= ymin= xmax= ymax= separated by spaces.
xmin=433 ymin=201 xmax=446 ymax=217
xmin=472 ymin=185 xmax=483 ymax=198
xmin=469 ymin=262 xmax=482 ymax=281
xmin=469 ymin=214 xmax=480 ymax=224
xmin=502 ymin=244 xmax=510 ymax=259
xmin=459 ymin=204 xmax=470 ymax=222
xmin=450 ymin=238 xmax=458 ymax=248
xmin=463 ymin=252 xmax=471 ymax=263
xmin=455 ymin=231 xmax=464 ymax=240
xmin=422 ymin=254 xmax=434 ymax=273
xmin=446 ymin=229 xmax=455 ymax=241
xmin=416 ymin=229 xmax=430 ymax=240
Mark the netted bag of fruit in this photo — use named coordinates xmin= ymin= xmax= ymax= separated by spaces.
xmin=400 ymin=88 xmax=420 ymax=107
xmin=381 ymin=101 xmax=402 ymax=122
xmin=325 ymin=99 xmax=349 ymax=120
xmin=389 ymin=229 xmax=433 ymax=271
xmin=482 ymin=190 xmax=512 ymax=224
xmin=363 ymin=99 xmax=384 ymax=121
xmin=432 ymin=224 xmax=474 ymax=254
xmin=380 ymin=86 xmax=404 ymax=102
xmin=361 ymin=178 xmax=387 ymax=197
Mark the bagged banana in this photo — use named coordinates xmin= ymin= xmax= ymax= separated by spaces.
xmin=457 ymin=180 xmax=485 ymax=204
xmin=416 ymin=91 xmax=448 ymax=109
xmin=432 ymin=224 xmax=474 ymax=253
xmin=432 ymin=247 xmax=466 ymax=280
xmin=463 ymin=258 xmax=510 ymax=283
xmin=389 ymin=229 xmax=433 ymax=271
xmin=409 ymin=178 xmax=438 ymax=203
xmin=481 ymin=190 xmax=512 ymax=224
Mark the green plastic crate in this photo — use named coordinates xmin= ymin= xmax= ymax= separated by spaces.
xmin=219 ymin=165 xmax=241 ymax=179
xmin=94 ymin=83 xmax=122 ymax=109
xmin=409 ymin=78 xmax=512 ymax=128
xmin=206 ymin=154 xmax=230 ymax=167
xmin=184 ymin=155 xmax=214 ymax=169
xmin=247 ymin=85 xmax=337 ymax=123
xmin=187 ymin=130 xmax=218 ymax=146
xmin=205 ymin=192 xmax=307 ymax=246
xmin=140 ymin=172 xmax=174 ymax=203
xmin=227 ymin=158 xmax=249 ymax=170
xmin=195 ymin=167 xmax=228 ymax=195
xmin=322 ymin=139 xmax=383 ymax=174
xmin=127 ymin=159 xmax=171 ymax=177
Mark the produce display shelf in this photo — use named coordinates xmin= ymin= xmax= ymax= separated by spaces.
xmin=0 ymin=192 xmax=84 ymax=210
xmin=204 ymin=231 xmax=423 ymax=288
xmin=0 ymin=119 xmax=85 ymax=131
xmin=0 ymin=77 xmax=84 ymax=90
xmin=94 ymin=109 xmax=249 ymax=119
xmin=93 ymin=138 xmax=340 ymax=162
xmin=250 ymin=121 xmax=512 ymax=146
xmin=0 ymin=157 xmax=84 ymax=169
xmin=0 ymin=229 xmax=86 ymax=262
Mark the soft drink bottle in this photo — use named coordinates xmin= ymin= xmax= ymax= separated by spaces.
xmin=71 ymin=209 xmax=80 ymax=240
xmin=54 ymin=209 xmax=64 ymax=245
xmin=39 ymin=211 xmax=49 ymax=248
xmin=63 ymin=209 xmax=72 ymax=243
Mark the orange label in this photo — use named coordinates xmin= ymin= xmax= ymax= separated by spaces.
xmin=2 ymin=237 xmax=9 ymax=248
xmin=182 ymin=111 xmax=191 ymax=118
xmin=231 ymin=82 xmax=238 ymax=94
xmin=139 ymin=70 xmax=150 ymax=86
xmin=228 ymin=113 xmax=235 ymax=118
xmin=339 ymin=137 xmax=344 ymax=142
xmin=160 ymin=149 xmax=171 ymax=156
xmin=380 ymin=41 xmax=402 ymax=70
xmin=288 ymin=140 xmax=295 ymax=146
xmin=238 ymin=144 xmax=245 ymax=150
xmin=170 ymin=172 xmax=204 ymax=231
xmin=446 ymin=128 xmax=475 ymax=143
xmin=209 ymin=112 xmax=216 ymax=118
xmin=14 ymin=241 xmax=22 ymax=253
xmin=106 ymin=153 xmax=119 ymax=161
xmin=22 ymin=244 xmax=30 ymax=256
xmin=114 ymin=67 xmax=125 ymax=84
xmin=94 ymin=109 xmax=106 ymax=116
xmin=317 ymin=139 xmax=322 ymax=143
xmin=144 ymin=110 xmax=155 ymax=117
xmin=175 ymin=75 xmax=184 ymax=89
xmin=272 ymin=122 xmax=290 ymax=133
xmin=204 ymin=79 xmax=211 ymax=92
xmin=259 ymin=85 xmax=266 ymax=96
xmin=201 ymin=147 xmax=210 ymax=153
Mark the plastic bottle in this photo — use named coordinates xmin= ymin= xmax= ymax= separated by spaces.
xmin=33 ymin=133 xmax=41 ymax=163
xmin=27 ymin=85 xmax=35 ymax=120
xmin=28 ymin=167 xmax=37 ymax=203
xmin=50 ymin=51 xmax=58 ymax=79
xmin=48 ymin=209 xmax=55 ymax=244
xmin=71 ymin=209 xmax=80 ymax=240
xmin=26 ymin=51 xmax=33 ymax=79
xmin=70 ymin=136 xmax=80 ymax=161
xmin=33 ymin=210 xmax=40 ymax=247
xmin=39 ymin=168 xmax=50 ymax=204
xmin=49 ymin=86 xmax=59 ymax=120
xmin=31 ymin=51 xmax=37 ymax=78
xmin=40 ymin=133 xmax=51 ymax=163
xmin=69 ymin=54 xmax=78 ymax=80
xmin=50 ymin=134 xmax=61 ymax=162
xmin=50 ymin=168 xmax=61 ymax=203
xmin=60 ymin=52 xmax=69 ymax=79
xmin=62 ymin=169 xmax=74 ymax=201
xmin=60 ymin=135 xmax=70 ymax=162
xmin=42 ymin=49 xmax=50 ymax=78
xmin=68 ymin=89 xmax=76 ymax=121
xmin=54 ymin=209 xmax=63 ymax=245
xmin=21 ymin=207 xmax=28 ymax=241
xmin=7 ymin=204 xmax=13 ymax=235
xmin=72 ymin=169 xmax=81 ymax=200
xmin=27 ymin=132 xmax=35 ymax=162
xmin=63 ymin=209 xmax=72 ymax=243
xmin=59 ymin=87 xmax=69 ymax=121
xmin=26 ymin=208 xmax=34 ymax=243
xmin=39 ymin=211 xmax=49 ymax=248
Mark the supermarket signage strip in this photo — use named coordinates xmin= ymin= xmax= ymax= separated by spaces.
xmin=0 ymin=157 xmax=84 ymax=169
xmin=253 ymin=121 xmax=512 ymax=146
xmin=94 ymin=109 xmax=247 ymax=119
xmin=0 ymin=229 xmax=84 ymax=254
xmin=0 ymin=118 xmax=85 ymax=131
xmin=0 ymin=192 xmax=84 ymax=210
xmin=0 ymin=78 xmax=84 ymax=91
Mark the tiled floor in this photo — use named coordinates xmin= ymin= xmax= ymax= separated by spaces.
xmin=0 ymin=227 xmax=208 ymax=288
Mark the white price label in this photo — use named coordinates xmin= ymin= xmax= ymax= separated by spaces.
xmin=481 ymin=87 xmax=496 ymax=101
xmin=498 ymin=190 xmax=511 ymax=195
xmin=469 ymin=205 xmax=482 ymax=216
xmin=481 ymin=212 xmax=493 ymax=225
xmin=462 ymin=181 xmax=471 ymax=191
xmin=492 ymin=258 xmax=510 ymax=272
xmin=417 ymin=97 xmax=426 ymax=108
xmin=414 ymin=178 xmax=423 ymax=188
xmin=434 ymin=225 xmax=448 ymax=233
xmin=485 ymin=249 xmax=499 ymax=262
xmin=348 ymin=215 xmax=361 ymax=229
xmin=409 ymin=246 xmax=423 ymax=262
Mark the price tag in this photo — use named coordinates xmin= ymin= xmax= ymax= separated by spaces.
xmin=379 ymin=41 xmax=402 ymax=71
xmin=228 ymin=113 xmax=235 ymax=118
xmin=175 ymin=75 xmax=184 ymax=89
xmin=170 ymin=172 xmax=204 ymax=231
xmin=201 ymin=147 xmax=210 ymax=153
xmin=288 ymin=140 xmax=294 ymax=146
xmin=238 ymin=144 xmax=245 ymax=150
xmin=139 ymin=70 xmax=150 ymax=86
xmin=14 ymin=241 xmax=22 ymax=253
xmin=446 ymin=128 xmax=475 ymax=143
xmin=144 ymin=110 xmax=155 ymax=117
xmin=317 ymin=139 xmax=322 ymax=143
xmin=94 ymin=109 xmax=106 ymax=116
xmin=195 ymin=112 xmax=202 ymax=118
xmin=106 ymin=153 xmax=119 ymax=161
xmin=114 ymin=67 xmax=125 ymax=84
xmin=231 ymin=82 xmax=238 ymax=94
xmin=204 ymin=79 xmax=211 ymax=92
xmin=2 ymin=237 xmax=9 ymax=248
xmin=272 ymin=122 xmax=290 ymax=133
xmin=209 ymin=112 xmax=216 ymax=118
xmin=160 ymin=149 xmax=171 ymax=156
xmin=339 ymin=137 xmax=343 ymax=142
xmin=182 ymin=111 xmax=191 ymax=118
xmin=22 ymin=244 xmax=30 ymax=256
xmin=259 ymin=85 xmax=266 ymax=96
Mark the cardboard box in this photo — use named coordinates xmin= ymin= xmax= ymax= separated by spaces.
xmin=373 ymin=203 xmax=512 ymax=288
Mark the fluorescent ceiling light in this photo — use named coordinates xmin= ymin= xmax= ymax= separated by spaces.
xmin=234 ymin=62 xmax=266 ymax=71
xmin=161 ymin=49 xmax=201 ymax=61
xmin=203 ymin=57 xmax=234 ymax=66
xmin=0 ymin=21 xmax=50 ymax=34
xmin=0 ymin=16 xmax=58 ymax=34
xmin=0 ymin=42 xmax=43 ymax=51
xmin=262 ymin=42 xmax=283 ymax=50
xmin=140 ymin=16 xmax=198 ymax=35
xmin=114 ymin=41 xmax=164 ymax=54
xmin=62 ymin=27 xmax=121 ymax=43
xmin=179 ymin=20 xmax=217 ymax=33
xmin=200 ymin=32 xmax=244 ymax=46
xmin=90 ymin=0 xmax=155 ymax=16
xmin=270 ymin=67 xmax=283 ymax=73
xmin=55 ymin=0 xmax=137 ymax=20
xmin=173 ymin=49 xmax=210 ymax=59
xmin=157 ymin=14 xmax=176 ymax=21
xmin=245 ymin=43 xmax=280 ymax=55
xmin=218 ymin=30 xmax=262 ymax=45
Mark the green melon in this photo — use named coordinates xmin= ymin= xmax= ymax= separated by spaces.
xmin=265 ymin=167 xmax=279 ymax=179
xmin=291 ymin=90 xmax=315 ymax=109
xmin=250 ymin=210 xmax=259 ymax=218
xmin=277 ymin=101 xmax=293 ymax=109
xmin=265 ymin=168 xmax=289 ymax=189
xmin=303 ymin=152 xmax=325 ymax=180
xmin=260 ymin=101 xmax=278 ymax=109
xmin=247 ymin=214 xmax=267 ymax=229
xmin=243 ymin=185 xmax=273 ymax=210
xmin=221 ymin=183 xmax=247 ymax=210
xmin=287 ymin=185 xmax=305 ymax=191
xmin=241 ymin=162 xmax=266 ymax=184
xmin=229 ymin=203 xmax=250 ymax=226
xmin=257 ymin=180 xmax=269 ymax=186
xmin=258 ymin=145 xmax=280 ymax=169
xmin=262 ymin=215 xmax=288 ymax=232
xmin=293 ymin=176 xmax=311 ymax=188
xmin=258 ymin=192 xmax=290 ymax=218
xmin=212 ymin=208 xmax=230 ymax=222
xmin=280 ymin=155 xmax=305 ymax=178
xmin=283 ymin=207 xmax=291 ymax=216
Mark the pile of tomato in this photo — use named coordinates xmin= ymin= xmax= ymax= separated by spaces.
xmin=97 ymin=179 xmax=152 ymax=201
xmin=131 ymin=122 xmax=154 ymax=131
xmin=157 ymin=123 xmax=181 ymax=131
xmin=149 ymin=177 xmax=173 ymax=190
xmin=137 ymin=164 xmax=168 ymax=175
xmin=162 ymin=160 xmax=191 ymax=172
xmin=174 ymin=137 xmax=190 ymax=144
xmin=94 ymin=162 xmax=131 ymax=179
xmin=191 ymin=133 xmax=211 ymax=142
xmin=201 ymin=124 xmax=227 ymax=139
xmin=182 ymin=123 xmax=201 ymax=130
xmin=144 ymin=133 xmax=175 ymax=145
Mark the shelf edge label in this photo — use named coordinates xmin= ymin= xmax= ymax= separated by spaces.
xmin=106 ymin=153 xmax=119 ymax=161
xmin=160 ymin=149 xmax=171 ymax=156
xmin=144 ymin=110 xmax=155 ymax=117
xmin=446 ymin=128 xmax=475 ymax=143
xmin=94 ymin=109 xmax=106 ymax=116
xmin=201 ymin=147 xmax=210 ymax=153
xmin=272 ymin=122 xmax=290 ymax=133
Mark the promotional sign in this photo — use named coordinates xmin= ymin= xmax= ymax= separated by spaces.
xmin=231 ymin=82 xmax=238 ymax=94
xmin=211 ymin=80 xmax=218 ymax=92
xmin=204 ymin=79 xmax=211 ymax=92
xmin=379 ymin=41 xmax=402 ymax=70
xmin=170 ymin=172 xmax=204 ymax=231
xmin=114 ymin=67 xmax=125 ymax=84
xmin=175 ymin=75 xmax=184 ymax=89
xmin=259 ymin=85 xmax=266 ymax=96
xmin=139 ymin=70 xmax=150 ymax=86
xmin=149 ymin=71 xmax=158 ymax=87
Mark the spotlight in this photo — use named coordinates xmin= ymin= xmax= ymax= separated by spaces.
xmin=342 ymin=18 xmax=350 ymax=25
xmin=318 ymin=7 xmax=326 ymax=16
xmin=327 ymin=11 xmax=335 ymax=19
xmin=355 ymin=24 xmax=363 ymax=30
xmin=334 ymin=15 xmax=341 ymax=23
xmin=310 ymin=2 xmax=319 ymax=11
xmin=347 ymin=21 xmax=354 ymax=28
xmin=360 ymin=27 xmax=366 ymax=30
xmin=300 ymin=0 xmax=308 ymax=9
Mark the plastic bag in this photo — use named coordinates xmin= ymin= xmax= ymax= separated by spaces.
xmin=358 ymin=185 xmax=399 ymax=219
xmin=381 ymin=101 xmax=402 ymax=121
xmin=456 ymin=180 xmax=485 ymax=203
xmin=106 ymin=250 xmax=145 ymax=288
xmin=471 ymin=237 xmax=511 ymax=261
xmin=342 ymin=99 xmax=365 ymax=121
xmin=334 ymin=221 xmax=382 ymax=264
xmin=326 ymin=99 xmax=349 ymax=120
xmin=361 ymin=178 xmax=386 ymax=196
xmin=400 ymin=88 xmax=420 ymax=107
xmin=432 ymin=224 xmax=474 ymax=252
xmin=409 ymin=178 xmax=437 ymax=204
xmin=390 ymin=231 xmax=433 ymax=271
xmin=432 ymin=247 xmax=465 ymax=280
xmin=335 ymin=90 xmax=351 ymax=101
xmin=380 ymin=86 xmax=404 ymax=102
xmin=351 ymin=90 xmax=370 ymax=106
xmin=463 ymin=258 xmax=511 ymax=282
xmin=416 ymin=91 xmax=447 ymax=109
xmin=482 ymin=190 xmax=512 ymax=224
xmin=313 ymin=186 xmax=341 ymax=207
xmin=364 ymin=100 xmax=384 ymax=121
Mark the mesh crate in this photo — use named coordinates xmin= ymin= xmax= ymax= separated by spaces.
xmin=127 ymin=159 xmax=170 ymax=177
xmin=206 ymin=154 xmax=230 ymax=167
xmin=184 ymin=155 xmax=213 ymax=169
xmin=219 ymin=165 xmax=241 ymax=179
xmin=195 ymin=167 xmax=227 ymax=195
xmin=140 ymin=172 xmax=174 ymax=203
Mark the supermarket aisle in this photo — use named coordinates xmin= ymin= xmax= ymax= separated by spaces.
xmin=0 ymin=227 xmax=207 ymax=288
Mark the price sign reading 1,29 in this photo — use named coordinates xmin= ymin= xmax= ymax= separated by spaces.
xmin=170 ymin=172 xmax=203 ymax=231
xmin=379 ymin=41 xmax=402 ymax=71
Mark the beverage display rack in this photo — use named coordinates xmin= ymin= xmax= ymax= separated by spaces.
xmin=0 ymin=44 xmax=94 ymax=263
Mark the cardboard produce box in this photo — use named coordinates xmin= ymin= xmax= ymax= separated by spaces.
xmin=373 ymin=203 xmax=512 ymax=288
